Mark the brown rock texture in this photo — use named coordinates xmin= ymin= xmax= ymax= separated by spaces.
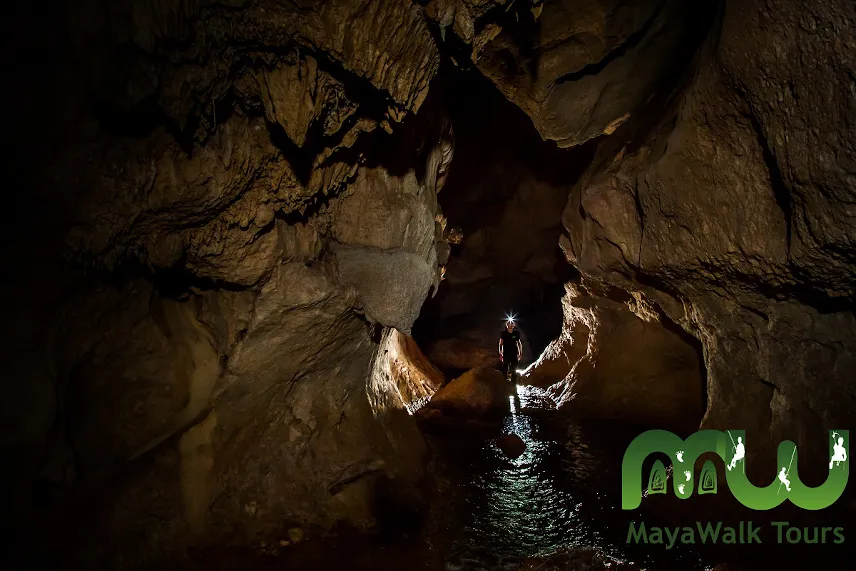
xmin=446 ymin=0 xmax=856 ymax=481
xmin=2 ymin=0 xmax=450 ymax=566
xmin=371 ymin=330 xmax=445 ymax=414
xmin=414 ymin=69 xmax=591 ymax=374
xmin=4 ymin=0 xmax=856 ymax=565
xmin=524 ymin=283 xmax=705 ymax=431
xmin=424 ymin=367 xmax=510 ymax=418
xmin=556 ymin=0 xmax=856 ymax=468
xmin=424 ymin=0 xmax=718 ymax=148
xmin=519 ymin=297 xmax=590 ymax=389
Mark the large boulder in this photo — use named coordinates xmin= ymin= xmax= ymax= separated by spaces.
xmin=425 ymin=331 xmax=500 ymax=372
xmin=423 ymin=367 xmax=510 ymax=418
xmin=335 ymin=246 xmax=436 ymax=334
xmin=497 ymin=433 xmax=526 ymax=459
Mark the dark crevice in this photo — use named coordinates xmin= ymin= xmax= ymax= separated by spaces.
xmin=640 ymin=290 xmax=709 ymax=418
xmin=747 ymin=111 xmax=793 ymax=259
xmin=328 ymin=468 xmax=384 ymax=496
xmin=265 ymin=121 xmax=315 ymax=186
xmin=679 ymin=260 xmax=856 ymax=315
xmin=413 ymin=60 xmax=598 ymax=371
xmin=758 ymin=378 xmax=778 ymax=392
xmin=742 ymin=305 xmax=770 ymax=323
xmin=92 ymin=257 xmax=251 ymax=300
xmin=632 ymin=179 xmax=646 ymax=266
xmin=554 ymin=2 xmax=666 ymax=85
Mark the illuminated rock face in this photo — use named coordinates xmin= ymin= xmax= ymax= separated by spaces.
xmin=521 ymin=283 xmax=705 ymax=431
xmin=429 ymin=0 xmax=856 ymax=478
xmin=423 ymin=367 xmax=510 ymax=419
xmin=369 ymin=329 xmax=444 ymax=416
xmin=558 ymin=0 xmax=856 ymax=473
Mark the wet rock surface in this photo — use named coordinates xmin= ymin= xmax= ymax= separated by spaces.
xmin=422 ymin=367 xmax=510 ymax=419
xmin=496 ymin=433 xmax=526 ymax=459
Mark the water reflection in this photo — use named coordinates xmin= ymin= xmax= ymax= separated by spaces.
xmin=443 ymin=385 xmax=713 ymax=571
xmin=448 ymin=385 xmax=613 ymax=568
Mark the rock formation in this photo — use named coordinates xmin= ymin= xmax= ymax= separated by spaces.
xmin=497 ymin=433 xmax=526 ymax=459
xmin=3 ymin=0 xmax=454 ymax=565
xmin=412 ymin=68 xmax=590 ymax=374
xmin=422 ymin=366 xmax=510 ymax=419
xmin=521 ymin=282 xmax=705 ymax=431
xmin=558 ymin=0 xmax=856 ymax=471
xmin=433 ymin=0 xmax=856 ymax=475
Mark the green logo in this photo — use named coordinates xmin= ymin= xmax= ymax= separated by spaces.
xmin=621 ymin=430 xmax=849 ymax=510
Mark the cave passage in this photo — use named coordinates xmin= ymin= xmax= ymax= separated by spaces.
xmin=412 ymin=62 xmax=591 ymax=378
xmin=408 ymin=64 xmax=715 ymax=570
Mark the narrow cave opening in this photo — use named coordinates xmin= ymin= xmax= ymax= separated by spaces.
xmin=404 ymin=60 xmax=716 ymax=571
xmin=411 ymin=62 xmax=595 ymax=378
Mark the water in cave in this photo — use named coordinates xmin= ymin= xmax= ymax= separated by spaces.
xmin=431 ymin=387 xmax=707 ymax=570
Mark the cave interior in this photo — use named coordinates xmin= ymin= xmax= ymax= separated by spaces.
xmin=2 ymin=0 xmax=855 ymax=570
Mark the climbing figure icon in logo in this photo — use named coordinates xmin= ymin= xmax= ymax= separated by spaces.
xmin=778 ymin=466 xmax=792 ymax=492
xmin=830 ymin=432 xmax=847 ymax=469
xmin=727 ymin=434 xmax=745 ymax=472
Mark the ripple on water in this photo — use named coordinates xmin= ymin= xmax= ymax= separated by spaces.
xmin=444 ymin=385 xmax=700 ymax=571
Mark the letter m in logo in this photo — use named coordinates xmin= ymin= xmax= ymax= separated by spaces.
xmin=621 ymin=430 xmax=727 ymax=510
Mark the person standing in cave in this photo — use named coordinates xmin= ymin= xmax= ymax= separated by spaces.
xmin=499 ymin=318 xmax=523 ymax=382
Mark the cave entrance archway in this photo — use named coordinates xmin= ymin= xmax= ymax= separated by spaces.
xmin=412 ymin=63 xmax=595 ymax=378
xmin=410 ymin=61 xmax=710 ymax=434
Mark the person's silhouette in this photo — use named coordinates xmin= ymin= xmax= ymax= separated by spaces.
xmin=727 ymin=437 xmax=745 ymax=471
xmin=830 ymin=436 xmax=847 ymax=469
xmin=778 ymin=467 xmax=791 ymax=492
xmin=499 ymin=319 xmax=523 ymax=381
